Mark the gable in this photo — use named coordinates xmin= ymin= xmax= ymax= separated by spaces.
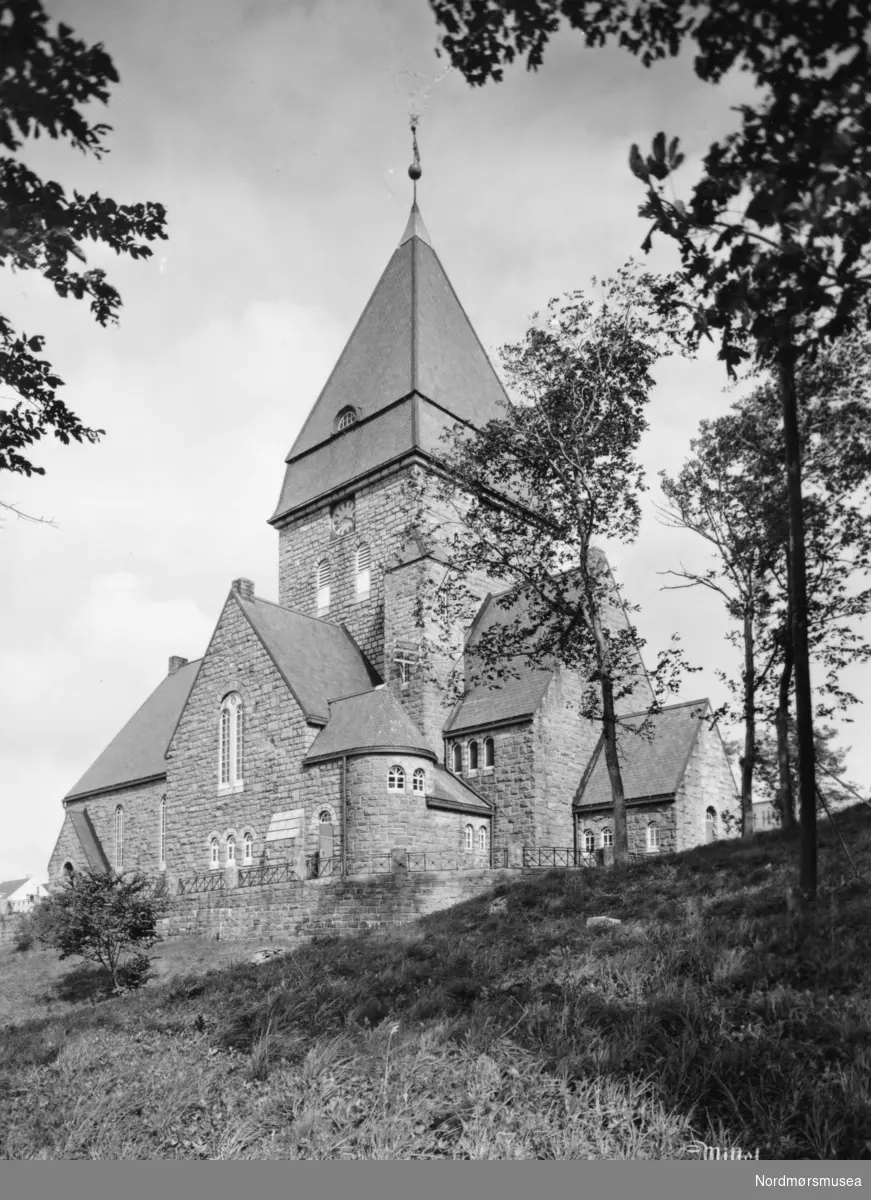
xmin=66 ymin=659 xmax=200 ymax=800
xmin=575 ymin=700 xmax=710 ymax=809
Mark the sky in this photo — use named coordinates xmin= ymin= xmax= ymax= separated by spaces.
xmin=2 ymin=0 xmax=868 ymax=882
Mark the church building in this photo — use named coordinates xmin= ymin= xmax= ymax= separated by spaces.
xmin=48 ymin=189 xmax=739 ymax=889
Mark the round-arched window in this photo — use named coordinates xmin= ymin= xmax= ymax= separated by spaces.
xmin=583 ymin=829 xmax=595 ymax=854
xmin=464 ymin=824 xmax=474 ymax=851
xmin=601 ymin=827 xmax=614 ymax=849
xmin=210 ymin=837 xmax=219 ymax=868
xmin=469 ymin=740 xmax=479 ymax=771
xmin=336 ymin=407 xmax=357 ymax=432
xmin=412 ymin=768 xmax=425 ymax=794
xmin=451 ymin=744 xmax=462 ymax=773
xmin=388 ymin=765 xmax=406 ymax=791
xmin=243 ymin=833 xmax=253 ymax=864
xmin=647 ymin=822 xmax=660 ymax=852
xmin=706 ymin=806 xmax=718 ymax=843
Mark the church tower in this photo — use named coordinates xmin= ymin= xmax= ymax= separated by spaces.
xmin=269 ymin=168 xmax=508 ymax=748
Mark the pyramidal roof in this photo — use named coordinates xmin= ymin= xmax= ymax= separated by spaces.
xmin=272 ymin=202 xmax=508 ymax=518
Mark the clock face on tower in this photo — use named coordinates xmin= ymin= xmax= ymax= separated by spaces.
xmin=331 ymin=497 xmax=355 ymax=536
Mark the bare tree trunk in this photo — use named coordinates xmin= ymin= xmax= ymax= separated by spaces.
xmin=590 ymin=608 xmax=629 ymax=865
xmin=740 ymin=610 xmax=756 ymax=836
xmin=775 ymin=630 xmax=796 ymax=831
xmin=776 ymin=336 xmax=817 ymax=901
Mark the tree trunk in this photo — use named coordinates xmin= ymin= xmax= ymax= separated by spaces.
xmin=740 ymin=610 xmax=756 ymax=836
xmin=776 ymin=337 xmax=817 ymax=900
xmin=589 ymin=607 xmax=629 ymax=865
xmin=775 ymin=630 xmax=796 ymax=831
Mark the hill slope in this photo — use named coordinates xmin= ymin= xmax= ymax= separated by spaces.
xmin=2 ymin=806 xmax=871 ymax=1159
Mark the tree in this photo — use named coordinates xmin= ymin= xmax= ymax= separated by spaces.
xmin=408 ymin=265 xmax=693 ymax=865
xmin=658 ymin=418 xmax=777 ymax=836
xmin=1 ymin=0 xmax=167 ymax=498
xmin=429 ymin=0 xmax=871 ymax=900
xmin=32 ymin=868 xmax=165 ymax=991
xmin=660 ymin=336 xmax=871 ymax=832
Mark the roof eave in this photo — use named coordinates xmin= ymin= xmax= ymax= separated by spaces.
xmin=303 ymin=743 xmax=438 ymax=767
xmin=64 ymin=770 xmax=167 ymax=804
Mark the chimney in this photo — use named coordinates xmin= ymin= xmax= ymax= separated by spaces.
xmin=168 ymin=656 xmax=188 ymax=676
xmin=232 ymin=577 xmax=255 ymax=601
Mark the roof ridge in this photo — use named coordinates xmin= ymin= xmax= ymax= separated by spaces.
xmin=616 ymin=698 xmax=711 ymax=720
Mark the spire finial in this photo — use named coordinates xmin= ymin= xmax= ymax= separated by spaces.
xmin=408 ymin=114 xmax=421 ymax=203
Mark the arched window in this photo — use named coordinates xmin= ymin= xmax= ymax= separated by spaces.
xmin=388 ymin=764 xmax=405 ymax=791
xmin=647 ymin=822 xmax=660 ymax=853
xmin=114 ymin=805 xmax=123 ymax=871
xmin=477 ymin=825 xmax=488 ymax=852
xmin=63 ymin=861 xmax=74 ymax=879
xmin=219 ymin=693 xmax=244 ymax=788
xmin=468 ymin=740 xmax=479 ymax=771
xmin=319 ymin=809 xmax=334 ymax=826
xmin=159 ymin=797 xmax=167 ymax=869
xmin=243 ymin=833 xmax=253 ymax=864
xmin=583 ymin=829 xmax=595 ymax=854
xmin=316 ymin=559 xmax=331 ymax=613
xmin=210 ymin=837 xmax=219 ymax=868
xmin=484 ymin=737 xmax=495 ymax=768
xmin=336 ymin=406 xmax=357 ymax=432
xmin=227 ymin=835 xmax=236 ymax=865
xmin=601 ymin=827 xmax=614 ymax=849
xmin=464 ymin=824 xmax=474 ymax=851
xmin=706 ymin=806 xmax=718 ymax=843
xmin=355 ymin=542 xmax=371 ymax=599
xmin=412 ymin=768 xmax=425 ymax=794
xmin=451 ymin=743 xmax=462 ymax=773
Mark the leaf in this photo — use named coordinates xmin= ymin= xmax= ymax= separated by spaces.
xmin=629 ymin=144 xmax=650 ymax=182
xmin=652 ymin=131 xmax=666 ymax=162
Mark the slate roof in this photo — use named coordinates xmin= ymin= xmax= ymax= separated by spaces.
xmin=66 ymin=659 xmax=200 ymax=800
xmin=0 ymin=878 xmax=30 ymax=900
xmin=427 ymin=765 xmax=493 ymax=816
xmin=271 ymin=203 xmax=509 ymax=522
xmin=237 ymin=595 xmax=380 ymax=724
xmin=67 ymin=810 xmax=111 ymax=872
xmin=304 ymin=687 xmax=435 ymax=763
xmin=444 ymin=587 xmax=554 ymax=735
xmin=574 ymin=699 xmax=710 ymax=809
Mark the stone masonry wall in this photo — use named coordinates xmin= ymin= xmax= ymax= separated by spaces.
xmin=346 ymin=753 xmax=490 ymax=863
xmin=163 ymin=867 xmax=516 ymax=943
xmin=277 ymin=470 xmax=416 ymax=676
xmin=165 ymin=595 xmax=325 ymax=887
xmin=449 ymin=721 xmax=537 ymax=853
xmin=534 ymin=670 xmax=601 ymax=848
xmin=674 ymin=719 xmax=741 ymax=850
xmin=48 ymin=779 xmax=166 ymax=883
xmin=576 ymin=799 xmax=677 ymax=857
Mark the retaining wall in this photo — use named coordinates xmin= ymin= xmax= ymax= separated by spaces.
xmin=162 ymin=867 xmax=521 ymax=943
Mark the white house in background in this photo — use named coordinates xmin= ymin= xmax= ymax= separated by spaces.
xmin=0 ymin=876 xmax=49 ymax=913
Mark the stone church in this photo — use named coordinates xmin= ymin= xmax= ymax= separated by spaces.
xmin=48 ymin=198 xmax=739 ymax=888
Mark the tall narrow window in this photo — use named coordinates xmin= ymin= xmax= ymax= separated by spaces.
xmin=412 ymin=768 xmax=425 ymax=794
xmin=468 ymin=740 xmax=479 ymax=771
xmin=243 ymin=833 xmax=253 ymax=864
xmin=464 ymin=824 xmax=474 ymax=851
xmin=219 ymin=693 xmax=244 ymax=788
xmin=356 ymin=542 xmax=371 ymax=599
xmin=477 ymin=825 xmax=488 ymax=852
xmin=706 ymin=806 xmax=718 ymax=843
xmin=601 ymin=827 xmax=614 ymax=849
xmin=316 ymin=559 xmax=331 ymax=613
xmin=647 ymin=822 xmax=660 ymax=853
xmin=210 ymin=837 xmax=219 ymax=868
xmin=484 ymin=737 xmax=495 ymax=768
xmin=159 ymin=798 xmax=167 ymax=869
xmin=451 ymin=743 xmax=462 ymax=773
xmin=583 ymin=829 xmax=595 ymax=854
xmin=114 ymin=805 xmax=123 ymax=871
xmin=227 ymin=835 xmax=236 ymax=865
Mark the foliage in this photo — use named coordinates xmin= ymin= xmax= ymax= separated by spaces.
xmin=429 ymin=0 xmax=871 ymax=905
xmin=659 ymin=335 xmax=871 ymax=827
xmin=0 ymin=0 xmax=167 ymax=485
xmin=407 ymin=265 xmax=696 ymax=862
xmin=12 ymin=911 xmax=35 ymax=951
xmin=2 ymin=806 xmax=871 ymax=1158
xmin=32 ymin=869 xmax=165 ymax=991
xmin=753 ymin=722 xmax=860 ymax=821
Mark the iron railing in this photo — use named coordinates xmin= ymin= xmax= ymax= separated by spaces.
xmin=237 ymin=862 xmax=303 ymax=889
xmin=177 ymin=871 xmax=227 ymax=895
xmin=521 ymin=846 xmax=596 ymax=869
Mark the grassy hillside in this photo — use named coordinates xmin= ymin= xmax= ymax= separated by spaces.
xmin=2 ymin=805 xmax=870 ymax=1160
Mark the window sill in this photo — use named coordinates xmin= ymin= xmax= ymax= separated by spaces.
xmin=217 ymin=782 xmax=244 ymax=797
xmin=355 ymin=592 xmax=370 ymax=604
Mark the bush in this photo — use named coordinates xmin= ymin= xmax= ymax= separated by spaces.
xmin=32 ymin=869 xmax=167 ymax=991
xmin=13 ymin=913 xmax=35 ymax=952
